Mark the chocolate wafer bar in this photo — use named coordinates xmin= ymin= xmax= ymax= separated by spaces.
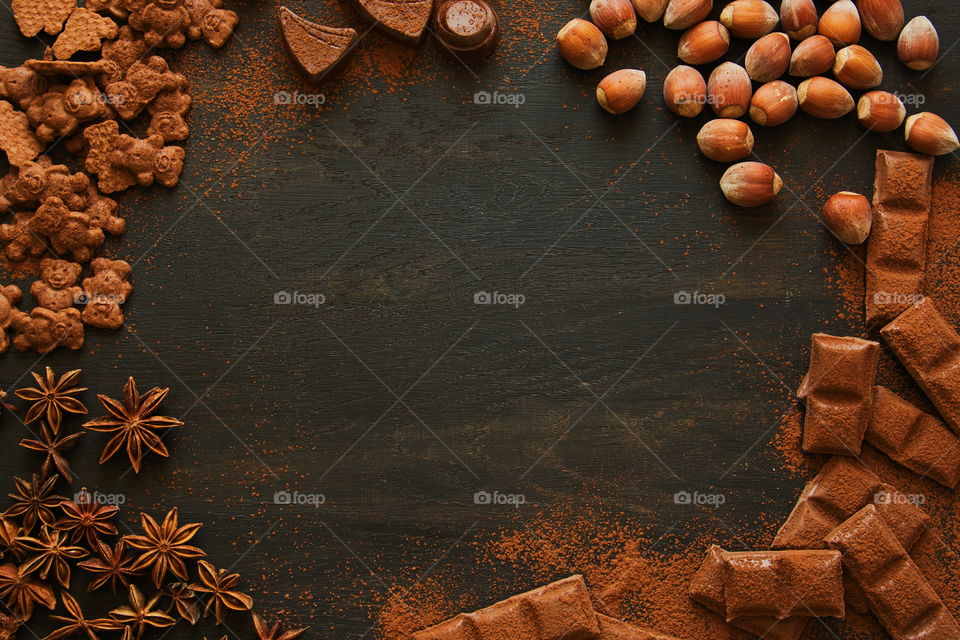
xmin=596 ymin=614 xmax=679 ymax=640
xmin=882 ymin=297 xmax=960 ymax=435
xmin=797 ymin=334 xmax=879 ymax=455
xmin=412 ymin=575 xmax=600 ymax=640
xmin=689 ymin=545 xmax=809 ymax=640
xmin=825 ymin=505 xmax=960 ymax=640
xmin=866 ymin=150 xmax=933 ymax=326
xmin=867 ymin=386 xmax=960 ymax=488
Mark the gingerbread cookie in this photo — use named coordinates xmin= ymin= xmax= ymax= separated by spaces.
xmin=53 ymin=8 xmax=119 ymax=60
xmin=0 ymin=101 xmax=43 ymax=167
xmin=129 ymin=0 xmax=191 ymax=49
xmin=185 ymin=0 xmax=237 ymax=48
xmin=31 ymin=258 xmax=83 ymax=311
xmin=11 ymin=0 xmax=75 ymax=37
xmin=84 ymin=120 xmax=185 ymax=193
xmin=81 ymin=257 xmax=132 ymax=329
xmin=30 ymin=197 xmax=105 ymax=263
xmin=0 ymin=285 xmax=23 ymax=354
xmin=12 ymin=306 xmax=84 ymax=353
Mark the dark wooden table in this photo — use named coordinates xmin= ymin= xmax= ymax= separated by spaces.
xmin=0 ymin=0 xmax=957 ymax=637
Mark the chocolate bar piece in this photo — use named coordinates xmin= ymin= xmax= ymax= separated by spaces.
xmin=825 ymin=505 xmax=960 ymax=640
xmin=354 ymin=0 xmax=433 ymax=44
xmin=412 ymin=575 xmax=600 ymax=640
xmin=797 ymin=333 xmax=879 ymax=455
xmin=867 ymin=386 xmax=960 ymax=488
xmin=596 ymin=614 xmax=679 ymax=640
xmin=689 ymin=545 xmax=809 ymax=640
xmin=278 ymin=7 xmax=358 ymax=83
xmin=866 ymin=150 xmax=933 ymax=326
xmin=882 ymin=297 xmax=960 ymax=435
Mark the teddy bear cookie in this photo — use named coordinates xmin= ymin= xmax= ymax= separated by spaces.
xmin=0 ymin=285 xmax=23 ymax=354
xmin=81 ymin=257 xmax=132 ymax=329
xmin=30 ymin=196 xmax=106 ymax=263
xmin=83 ymin=186 xmax=126 ymax=236
xmin=0 ymin=100 xmax=43 ymax=167
xmin=0 ymin=211 xmax=46 ymax=262
xmin=129 ymin=0 xmax=191 ymax=49
xmin=98 ymin=25 xmax=149 ymax=85
xmin=146 ymin=74 xmax=191 ymax=142
xmin=0 ymin=155 xmax=91 ymax=211
xmin=84 ymin=119 xmax=185 ymax=193
xmin=53 ymin=8 xmax=119 ymax=60
xmin=185 ymin=0 xmax=237 ymax=48
xmin=12 ymin=306 xmax=84 ymax=353
xmin=31 ymin=258 xmax=83 ymax=311
xmin=0 ymin=65 xmax=48 ymax=110
xmin=105 ymin=56 xmax=179 ymax=120
xmin=27 ymin=78 xmax=113 ymax=143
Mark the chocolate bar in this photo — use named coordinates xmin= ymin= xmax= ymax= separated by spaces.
xmin=411 ymin=575 xmax=600 ymax=640
xmin=825 ymin=505 xmax=960 ymax=640
xmin=596 ymin=614 xmax=679 ymax=640
xmin=881 ymin=297 xmax=960 ymax=434
xmin=279 ymin=7 xmax=358 ymax=83
xmin=867 ymin=386 xmax=960 ymax=488
xmin=866 ymin=150 xmax=933 ymax=326
xmin=689 ymin=545 xmax=809 ymax=640
xmin=797 ymin=334 xmax=879 ymax=455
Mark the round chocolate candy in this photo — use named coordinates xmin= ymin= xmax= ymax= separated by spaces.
xmin=432 ymin=0 xmax=500 ymax=63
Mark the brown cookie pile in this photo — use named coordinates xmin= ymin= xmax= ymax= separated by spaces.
xmin=0 ymin=0 xmax=237 ymax=353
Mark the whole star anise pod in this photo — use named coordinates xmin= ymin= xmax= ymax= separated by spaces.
xmin=0 ymin=562 xmax=56 ymax=618
xmin=165 ymin=582 xmax=200 ymax=625
xmin=77 ymin=540 xmax=141 ymax=593
xmin=55 ymin=493 xmax=119 ymax=548
xmin=15 ymin=368 xmax=87 ymax=434
xmin=16 ymin=527 xmax=88 ymax=588
xmin=4 ymin=474 xmax=66 ymax=533
xmin=253 ymin=613 xmax=308 ymax=640
xmin=0 ymin=612 xmax=21 ymax=640
xmin=83 ymin=378 xmax=184 ymax=473
xmin=0 ymin=519 xmax=24 ymax=561
xmin=19 ymin=424 xmax=84 ymax=483
xmin=189 ymin=560 xmax=253 ymax=625
xmin=124 ymin=507 xmax=204 ymax=587
xmin=109 ymin=584 xmax=175 ymax=637
xmin=43 ymin=591 xmax=122 ymax=640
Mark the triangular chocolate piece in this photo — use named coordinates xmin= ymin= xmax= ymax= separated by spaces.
xmin=354 ymin=0 xmax=433 ymax=44
xmin=279 ymin=6 xmax=358 ymax=83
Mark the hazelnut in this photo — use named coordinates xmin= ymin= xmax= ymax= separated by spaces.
xmin=745 ymin=32 xmax=791 ymax=82
xmin=596 ymin=69 xmax=647 ymax=114
xmin=905 ymin=112 xmax=959 ymax=156
xmin=719 ymin=0 xmax=779 ymax=39
xmin=897 ymin=16 xmax=938 ymax=71
xmin=823 ymin=191 xmax=871 ymax=245
xmin=789 ymin=35 xmax=835 ymax=77
xmin=697 ymin=118 xmax=754 ymax=162
xmin=707 ymin=61 xmax=752 ymax=118
xmin=797 ymin=76 xmax=854 ymax=119
xmin=663 ymin=0 xmax=713 ymax=30
xmin=632 ymin=0 xmax=668 ymax=22
xmin=858 ymin=0 xmax=903 ymax=42
xmin=557 ymin=18 xmax=608 ymax=69
xmin=749 ymin=80 xmax=798 ymax=127
xmin=833 ymin=44 xmax=882 ymax=90
xmin=590 ymin=0 xmax=638 ymax=40
xmin=678 ymin=20 xmax=730 ymax=65
xmin=818 ymin=0 xmax=860 ymax=47
xmin=720 ymin=161 xmax=782 ymax=207
xmin=780 ymin=0 xmax=818 ymax=41
xmin=663 ymin=65 xmax=707 ymax=117
xmin=856 ymin=91 xmax=905 ymax=132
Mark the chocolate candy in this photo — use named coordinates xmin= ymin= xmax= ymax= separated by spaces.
xmin=882 ymin=297 xmax=960 ymax=435
xmin=866 ymin=150 xmax=933 ymax=326
xmin=596 ymin=614 xmax=679 ymax=640
xmin=432 ymin=0 xmax=500 ymax=63
xmin=797 ymin=333 xmax=879 ymax=455
xmin=354 ymin=0 xmax=433 ymax=44
xmin=689 ymin=545 xmax=809 ymax=640
xmin=279 ymin=7 xmax=358 ymax=83
xmin=825 ymin=505 xmax=960 ymax=640
xmin=867 ymin=386 xmax=960 ymax=488
xmin=411 ymin=575 xmax=600 ymax=640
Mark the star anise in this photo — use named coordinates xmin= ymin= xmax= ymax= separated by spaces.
xmin=15 ymin=368 xmax=87 ymax=434
xmin=0 ymin=519 xmax=24 ymax=562
xmin=109 ymin=584 xmax=175 ymax=637
xmin=189 ymin=560 xmax=253 ymax=625
xmin=19 ymin=424 xmax=84 ymax=483
xmin=43 ymin=591 xmax=122 ymax=640
xmin=16 ymin=527 xmax=88 ymax=588
xmin=0 ymin=612 xmax=21 ymax=640
xmin=0 ymin=562 xmax=56 ymax=618
xmin=0 ymin=387 xmax=16 ymax=413
xmin=77 ymin=540 xmax=141 ymax=593
xmin=83 ymin=378 xmax=184 ymax=473
xmin=124 ymin=507 xmax=204 ymax=587
xmin=55 ymin=493 xmax=119 ymax=548
xmin=253 ymin=613 xmax=308 ymax=640
xmin=164 ymin=582 xmax=200 ymax=625
xmin=4 ymin=474 xmax=66 ymax=533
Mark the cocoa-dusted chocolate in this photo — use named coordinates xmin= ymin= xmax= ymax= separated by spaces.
xmin=432 ymin=0 xmax=500 ymax=63
xmin=354 ymin=0 xmax=433 ymax=44
xmin=411 ymin=575 xmax=600 ymax=640
xmin=52 ymin=8 xmax=119 ymax=60
xmin=825 ymin=505 xmax=960 ymax=640
xmin=0 ymin=100 xmax=43 ymax=167
xmin=596 ymin=613 xmax=679 ymax=640
xmin=11 ymin=0 xmax=75 ymax=37
xmin=797 ymin=333 xmax=879 ymax=455
xmin=882 ymin=297 xmax=960 ymax=434
xmin=279 ymin=7 xmax=358 ymax=84
xmin=689 ymin=545 xmax=809 ymax=640
xmin=866 ymin=150 xmax=934 ymax=326
xmin=867 ymin=385 xmax=960 ymax=488
xmin=84 ymin=120 xmax=185 ymax=193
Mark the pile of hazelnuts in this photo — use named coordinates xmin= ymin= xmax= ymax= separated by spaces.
xmin=555 ymin=0 xmax=956 ymax=228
